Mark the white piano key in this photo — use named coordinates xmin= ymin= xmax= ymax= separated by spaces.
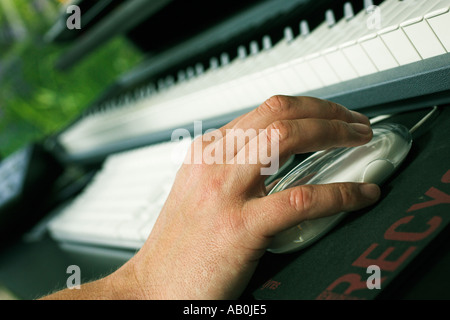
xmin=228 ymin=76 xmax=266 ymax=108
xmin=288 ymin=15 xmax=336 ymax=60
xmin=401 ymin=16 xmax=447 ymax=59
xmin=139 ymin=218 xmax=157 ymax=241
xmin=313 ymin=1 xmax=398 ymax=77
xmin=378 ymin=25 xmax=422 ymax=65
xmin=426 ymin=7 xmax=450 ymax=52
xmin=340 ymin=40 xmax=378 ymax=77
xmin=261 ymin=67 xmax=289 ymax=96
xmin=289 ymin=12 xmax=361 ymax=82
xmin=59 ymin=0 xmax=450 ymax=157
xmin=318 ymin=1 xmax=400 ymax=80
xmin=364 ymin=0 xmax=417 ymax=67
xmin=300 ymin=7 xmax=360 ymax=59
xmin=323 ymin=47 xmax=358 ymax=82
xmin=276 ymin=62 xmax=309 ymax=95
xmin=358 ymin=33 xmax=399 ymax=71
xmin=117 ymin=221 xmax=144 ymax=241
xmin=289 ymin=57 xmax=324 ymax=91
xmin=306 ymin=53 xmax=341 ymax=86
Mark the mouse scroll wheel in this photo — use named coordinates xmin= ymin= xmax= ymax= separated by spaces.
xmin=362 ymin=159 xmax=396 ymax=185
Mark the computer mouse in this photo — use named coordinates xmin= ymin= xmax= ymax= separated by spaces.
xmin=267 ymin=123 xmax=412 ymax=254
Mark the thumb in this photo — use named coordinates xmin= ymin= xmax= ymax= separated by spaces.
xmin=246 ymin=183 xmax=381 ymax=238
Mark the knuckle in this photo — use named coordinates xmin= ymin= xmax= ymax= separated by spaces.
xmin=335 ymin=184 xmax=353 ymax=208
xmin=259 ymin=95 xmax=291 ymax=115
xmin=289 ymin=186 xmax=313 ymax=213
xmin=329 ymin=120 xmax=350 ymax=137
xmin=267 ymin=120 xmax=291 ymax=144
xmin=326 ymin=100 xmax=348 ymax=119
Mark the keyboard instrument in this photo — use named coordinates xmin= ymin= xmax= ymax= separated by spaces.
xmin=52 ymin=0 xmax=450 ymax=164
xmin=4 ymin=0 xmax=449 ymax=300
xmin=48 ymin=139 xmax=189 ymax=250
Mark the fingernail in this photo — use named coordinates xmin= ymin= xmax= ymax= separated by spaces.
xmin=350 ymin=123 xmax=372 ymax=135
xmin=360 ymin=184 xmax=381 ymax=201
xmin=351 ymin=111 xmax=370 ymax=124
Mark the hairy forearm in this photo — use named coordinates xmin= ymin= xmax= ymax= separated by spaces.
xmin=39 ymin=277 xmax=113 ymax=300
xmin=39 ymin=262 xmax=146 ymax=300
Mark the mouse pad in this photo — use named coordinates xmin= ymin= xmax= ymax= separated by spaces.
xmin=247 ymin=105 xmax=450 ymax=300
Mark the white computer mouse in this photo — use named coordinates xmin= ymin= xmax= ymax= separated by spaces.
xmin=267 ymin=123 xmax=412 ymax=254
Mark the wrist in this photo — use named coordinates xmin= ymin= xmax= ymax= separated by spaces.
xmin=105 ymin=259 xmax=151 ymax=300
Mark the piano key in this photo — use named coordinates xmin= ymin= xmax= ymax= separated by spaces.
xmin=299 ymin=20 xmax=310 ymax=36
xmin=237 ymin=45 xmax=247 ymax=59
xmin=426 ymin=7 xmax=450 ymax=52
xmin=320 ymin=1 xmax=397 ymax=77
xmin=59 ymin=0 xmax=450 ymax=156
xmin=345 ymin=0 xmax=406 ymax=72
xmin=250 ymin=41 xmax=260 ymax=56
xmin=325 ymin=9 xmax=336 ymax=27
xmin=378 ymin=25 xmax=422 ymax=65
xmin=139 ymin=218 xmax=157 ymax=241
xmin=393 ymin=0 xmax=447 ymax=59
xmin=302 ymin=6 xmax=363 ymax=84
xmin=289 ymin=57 xmax=324 ymax=91
xmin=295 ymin=10 xmax=341 ymax=58
xmin=209 ymin=57 xmax=219 ymax=69
xmin=284 ymin=26 xmax=294 ymax=43
xmin=344 ymin=2 xmax=355 ymax=21
xmin=195 ymin=63 xmax=204 ymax=76
xmin=220 ymin=52 xmax=230 ymax=66
xmin=323 ymin=47 xmax=359 ymax=81
xmin=177 ymin=70 xmax=187 ymax=82
xmin=358 ymin=33 xmax=399 ymax=71
xmin=364 ymin=0 xmax=374 ymax=9
xmin=117 ymin=221 xmax=145 ymax=241
xmin=262 ymin=35 xmax=273 ymax=50
xmin=320 ymin=2 xmax=380 ymax=80
xmin=340 ymin=40 xmax=379 ymax=76
xmin=361 ymin=0 xmax=443 ymax=67
xmin=186 ymin=66 xmax=195 ymax=79
xmin=401 ymin=16 xmax=446 ymax=59
xmin=307 ymin=53 xmax=341 ymax=86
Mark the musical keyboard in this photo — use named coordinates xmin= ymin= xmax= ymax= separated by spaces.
xmin=3 ymin=0 xmax=449 ymax=301
xmin=52 ymin=0 xmax=450 ymax=165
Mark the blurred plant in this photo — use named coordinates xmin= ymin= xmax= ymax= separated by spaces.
xmin=0 ymin=0 xmax=143 ymax=156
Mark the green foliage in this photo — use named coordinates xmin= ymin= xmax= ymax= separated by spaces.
xmin=0 ymin=0 xmax=143 ymax=156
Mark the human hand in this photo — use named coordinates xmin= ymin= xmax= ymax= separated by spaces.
xmin=108 ymin=95 xmax=381 ymax=300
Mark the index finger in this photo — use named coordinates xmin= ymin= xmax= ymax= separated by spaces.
xmin=217 ymin=96 xmax=370 ymax=159
xmin=228 ymin=95 xmax=370 ymax=134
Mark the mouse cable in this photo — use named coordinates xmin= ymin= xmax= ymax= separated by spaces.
xmin=408 ymin=105 xmax=439 ymax=134
xmin=369 ymin=105 xmax=439 ymax=134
